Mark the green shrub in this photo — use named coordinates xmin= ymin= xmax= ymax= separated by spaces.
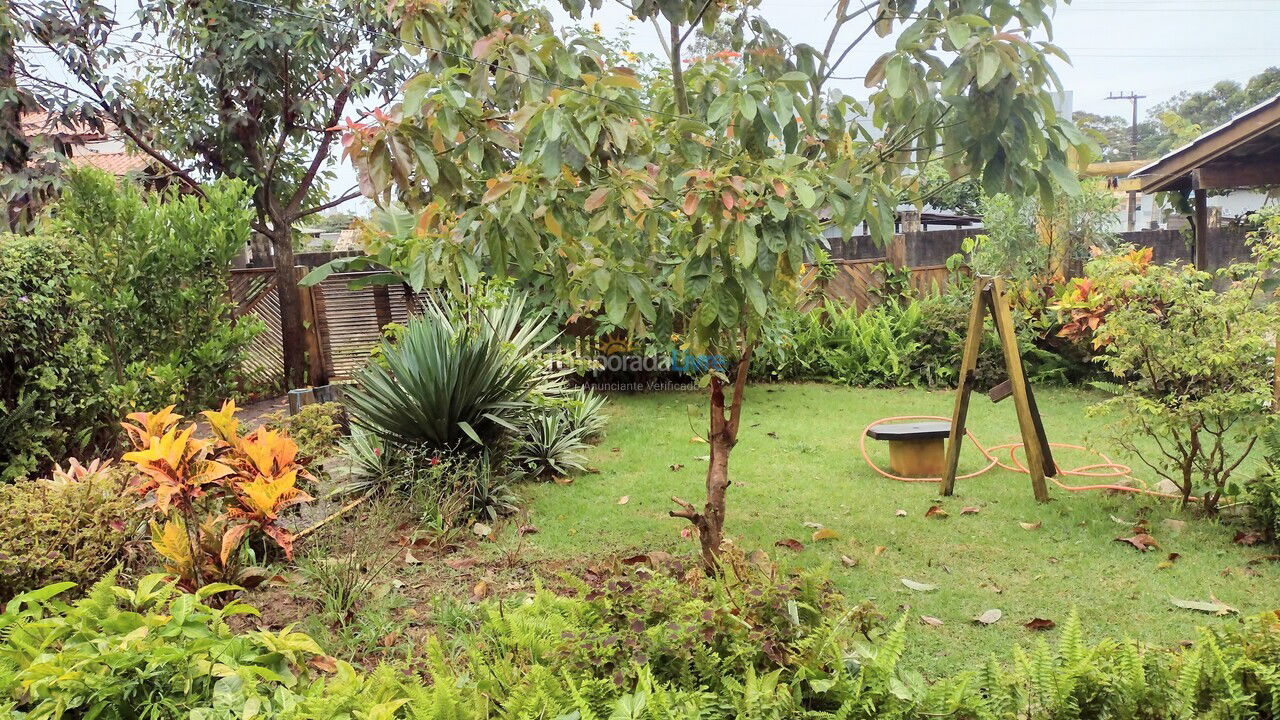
xmin=265 ymin=401 xmax=345 ymax=466
xmin=10 ymin=567 xmax=1280 ymax=720
xmin=1069 ymin=248 xmax=1278 ymax=512
xmin=0 ymin=575 xmax=333 ymax=719
xmin=346 ymin=292 xmax=567 ymax=452
xmin=49 ymin=168 xmax=261 ymax=413
xmin=0 ymin=234 xmax=112 ymax=481
xmin=0 ymin=460 xmax=138 ymax=602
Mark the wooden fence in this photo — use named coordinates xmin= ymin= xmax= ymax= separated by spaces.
xmin=230 ymin=267 xmax=421 ymax=389
xmin=231 ymin=224 xmax=1255 ymax=388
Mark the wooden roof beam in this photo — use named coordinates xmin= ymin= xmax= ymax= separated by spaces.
xmin=1190 ymin=159 xmax=1280 ymax=190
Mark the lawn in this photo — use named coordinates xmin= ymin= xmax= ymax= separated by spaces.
xmin=508 ymin=383 xmax=1278 ymax=673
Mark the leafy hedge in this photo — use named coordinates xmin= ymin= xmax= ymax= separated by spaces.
xmin=6 ymin=563 xmax=1280 ymax=720
xmin=0 ymin=169 xmax=259 ymax=481
xmin=753 ymin=286 xmax=1092 ymax=390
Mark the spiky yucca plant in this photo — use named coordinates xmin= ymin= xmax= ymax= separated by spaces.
xmin=345 ymin=293 xmax=568 ymax=452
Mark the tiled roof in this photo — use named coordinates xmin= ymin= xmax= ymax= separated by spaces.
xmin=19 ymin=111 xmax=117 ymax=140
xmin=69 ymin=152 xmax=155 ymax=176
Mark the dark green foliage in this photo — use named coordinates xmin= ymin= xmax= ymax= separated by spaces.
xmin=752 ymin=289 xmax=1092 ymax=390
xmin=50 ymin=168 xmax=261 ymax=413
xmin=0 ymin=233 xmax=111 ymax=480
xmin=0 ymin=170 xmax=259 ymax=481
xmin=0 ymin=463 xmax=138 ymax=602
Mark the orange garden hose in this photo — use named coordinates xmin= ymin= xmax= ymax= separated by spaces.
xmin=859 ymin=415 xmax=1191 ymax=501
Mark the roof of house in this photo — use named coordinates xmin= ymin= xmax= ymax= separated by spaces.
xmin=69 ymin=152 xmax=155 ymax=176
xmin=1129 ymin=93 xmax=1280 ymax=193
xmin=19 ymin=112 xmax=117 ymax=141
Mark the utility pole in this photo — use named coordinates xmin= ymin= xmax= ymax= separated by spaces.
xmin=1107 ymin=91 xmax=1146 ymax=231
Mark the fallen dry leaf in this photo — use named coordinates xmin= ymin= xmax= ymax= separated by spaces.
xmin=895 ymin=509 xmax=908 ymax=517
xmin=1024 ymin=617 xmax=1056 ymax=631
xmin=471 ymin=580 xmax=489 ymax=601
xmin=803 ymin=521 xmax=825 ymax=529
xmin=669 ymin=463 xmax=684 ymax=471
xmin=812 ymin=528 xmax=840 ymax=542
xmin=379 ymin=631 xmax=400 ymax=648
xmin=554 ymin=476 xmax=574 ymax=485
xmin=1110 ymin=515 xmax=1132 ymax=525
xmin=925 ymin=505 xmax=949 ymax=519
xmin=517 ymin=524 xmax=539 ymax=536
xmin=1019 ymin=521 xmax=1042 ymax=531
xmin=404 ymin=550 xmax=421 ymax=565
xmin=1234 ymin=530 xmax=1264 ymax=546
xmin=767 ymin=431 xmax=778 ymax=438
xmin=1170 ymin=596 xmax=1238 ymax=616
xmin=472 ymin=522 xmax=493 ymax=537
xmin=960 ymin=506 xmax=981 ymax=515
xmin=920 ymin=615 xmax=944 ymax=627
xmin=617 ymin=496 xmax=630 ymax=505
xmin=1157 ymin=552 xmax=1181 ymax=570
xmin=974 ymin=609 xmax=1003 ymax=625
xmin=840 ymin=554 xmax=859 ymax=568
xmin=874 ymin=545 xmax=887 ymax=556
xmin=901 ymin=578 xmax=938 ymax=592
xmin=444 ymin=556 xmax=476 ymax=570
xmin=747 ymin=549 xmax=771 ymax=569
xmin=1115 ymin=533 xmax=1159 ymax=552
xmin=775 ymin=538 xmax=805 ymax=551
xmin=690 ymin=436 xmax=707 ymax=444
xmin=308 ymin=655 xmax=339 ymax=673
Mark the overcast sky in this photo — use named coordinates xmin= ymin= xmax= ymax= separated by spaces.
xmin=557 ymin=0 xmax=1279 ymax=117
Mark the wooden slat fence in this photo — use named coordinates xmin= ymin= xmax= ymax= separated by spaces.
xmin=230 ymin=267 xmax=424 ymax=388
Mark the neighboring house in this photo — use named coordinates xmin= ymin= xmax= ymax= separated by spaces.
xmin=18 ymin=112 xmax=158 ymax=180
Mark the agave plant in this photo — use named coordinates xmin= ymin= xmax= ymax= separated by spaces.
xmin=513 ymin=413 xmax=590 ymax=480
xmin=345 ymin=293 xmax=568 ymax=451
xmin=564 ymin=390 xmax=609 ymax=442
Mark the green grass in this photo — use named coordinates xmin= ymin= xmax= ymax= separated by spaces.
xmin=508 ymin=383 xmax=1278 ymax=674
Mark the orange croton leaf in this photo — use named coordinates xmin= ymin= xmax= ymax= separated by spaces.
xmin=122 ymin=405 xmax=183 ymax=449
xmin=220 ymin=522 xmax=253 ymax=566
xmin=236 ymin=427 xmax=300 ymax=478
xmin=201 ymin=400 xmax=241 ymax=445
xmin=233 ymin=470 xmax=313 ymax=521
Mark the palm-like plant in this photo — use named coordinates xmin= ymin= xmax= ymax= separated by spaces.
xmin=345 ymin=293 xmax=567 ymax=451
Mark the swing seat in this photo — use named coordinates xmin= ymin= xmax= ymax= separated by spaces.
xmin=865 ymin=421 xmax=951 ymax=478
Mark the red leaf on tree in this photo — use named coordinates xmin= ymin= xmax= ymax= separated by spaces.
xmin=720 ymin=190 xmax=735 ymax=211
xmin=584 ymin=188 xmax=610 ymax=212
xmin=683 ymin=192 xmax=699 ymax=216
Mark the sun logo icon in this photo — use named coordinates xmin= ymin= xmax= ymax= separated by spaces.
xmin=597 ymin=334 xmax=632 ymax=356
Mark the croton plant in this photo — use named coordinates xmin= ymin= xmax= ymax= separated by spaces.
xmin=121 ymin=401 xmax=312 ymax=591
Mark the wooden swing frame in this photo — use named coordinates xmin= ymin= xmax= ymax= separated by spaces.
xmin=940 ymin=275 xmax=1057 ymax=502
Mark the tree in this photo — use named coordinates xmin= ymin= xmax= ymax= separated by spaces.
xmin=316 ymin=0 xmax=1088 ymax=570
xmin=11 ymin=0 xmax=412 ymax=387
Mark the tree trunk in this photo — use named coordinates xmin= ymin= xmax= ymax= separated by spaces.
xmin=671 ymin=342 xmax=753 ymax=574
xmin=269 ymin=228 xmax=308 ymax=390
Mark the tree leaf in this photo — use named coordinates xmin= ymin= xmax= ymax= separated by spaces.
xmin=1115 ymin=533 xmax=1159 ymax=552
xmin=920 ymin=615 xmax=944 ymax=626
xmin=973 ymin=609 xmax=1003 ymax=625
xmin=775 ymin=538 xmax=804 ymax=551
xmin=1170 ymin=597 xmax=1238 ymax=615
xmin=1024 ymin=617 xmax=1056 ymax=631
xmin=812 ymin=528 xmax=839 ymax=542
xmin=901 ymin=578 xmax=938 ymax=592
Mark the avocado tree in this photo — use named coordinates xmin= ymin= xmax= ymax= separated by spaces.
xmin=322 ymin=0 xmax=1088 ymax=569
